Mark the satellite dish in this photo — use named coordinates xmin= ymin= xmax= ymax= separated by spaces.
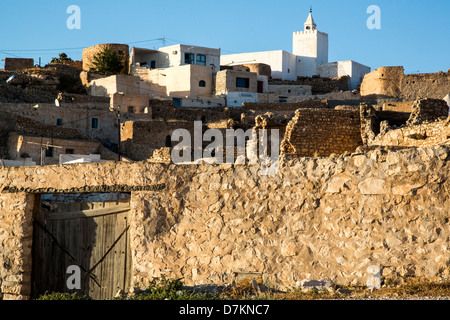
xmin=55 ymin=99 xmax=60 ymax=107
xmin=6 ymin=75 xmax=16 ymax=84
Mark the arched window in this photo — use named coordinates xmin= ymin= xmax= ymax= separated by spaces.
xmin=199 ymin=80 xmax=206 ymax=87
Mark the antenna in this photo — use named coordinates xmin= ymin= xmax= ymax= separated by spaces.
xmin=161 ymin=36 xmax=167 ymax=47
xmin=310 ymin=6 xmax=312 ymax=13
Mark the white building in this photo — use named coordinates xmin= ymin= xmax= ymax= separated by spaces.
xmin=221 ymin=10 xmax=370 ymax=90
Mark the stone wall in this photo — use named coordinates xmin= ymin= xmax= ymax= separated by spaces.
xmin=4 ymin=58 xmax=34 ymax=71
xmin=215 ymin=69 xmax=258 ymax=95
xmin=361 ymin=66 xmax=450 ymax=100
xmin=121 ymin=120 xmax=196 ymax=161
xmin=281 ymin=108 xmax=363 ymax=157
xmin=1 ymin=145 xmax=450 ymax=298
xmin=0 ymin=193 xmax=35 ymax=300
xmin=82 ymin=43 xmax=129 ymax=75
xmin=243 ymin=100 xmax=328 ymax=113
xmin=370 ymin=117 xmax=450 ymax=148
xmin=406 ymin=98 xmax=449 ymax=126
xmin=269 ymin=75 xmax=350 ymax=94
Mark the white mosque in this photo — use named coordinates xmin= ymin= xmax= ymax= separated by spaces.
xmin=221 ymin=10 xmax=371 ymax=90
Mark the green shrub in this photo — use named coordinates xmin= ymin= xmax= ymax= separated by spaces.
xmin=37 ymin=291 xmax=91 ymax=300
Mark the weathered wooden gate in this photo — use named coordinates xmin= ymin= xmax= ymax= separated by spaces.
xmin=32 ymin=199 xmax=131 ymax=300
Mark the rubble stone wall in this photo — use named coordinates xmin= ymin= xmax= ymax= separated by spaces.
xmin=281 ymin=108 xmax=363 ymax=157
xmin=361 ymin=66 xmax=450 ymax=100
xmin=1 ymin=145 xmax=450 ymax=297
xmin=0 ymin=193 xmax=35 ymax=300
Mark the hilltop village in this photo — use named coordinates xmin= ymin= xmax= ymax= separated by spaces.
xmin=0 ymin=12 xmax=448 ymax=166
xmin=0 ymin=12 xmax=449 ymax=300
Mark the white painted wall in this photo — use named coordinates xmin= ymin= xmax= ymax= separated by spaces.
xmin=225 ymin=92 xmax=258 ymax=107
xmin=157 ymin=44 xmax=221 ymax=73
xmin=317 ymin=60 xmax=371 ymax=90
xmin=293 ymin=30 xmax=328 ymax=77
xmin=221 ymin=50 xmax=298 ymax=81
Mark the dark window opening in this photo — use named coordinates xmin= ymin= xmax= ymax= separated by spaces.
xmin=196 ymin=54 xmax=206 ymax=66
xmin=257 ymin=81 xmax=264 ymax=93
xmin=56 ymin=118 xmax=63 ymax=126
xmin=128 ymin=106 xmax=135 ymax=113
xmin=173 ymin=98 xmax=182 ymax=107
xmin=185 ymin=53 xmax=195 ymax=65
xmin=236 ymin=77 xmax=250 ymax=88
xmin=91 ymin=118 xmax=99 ymax=129
xmin=199 ymin=80 xmax=206 ymax=87
xmin=150 ymin=60 xmax=156 ymax=69
xmin=45 ymin=147 xmax=54 ymax=158
xmin=65 ymin=148 xmax=75 ymax=154
xmin=201 ymin=115 xmax=206 ymax=124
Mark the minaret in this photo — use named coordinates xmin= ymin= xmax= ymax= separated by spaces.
xmin=293 ymin=9 xmax=329 ymax=77
xmin=304 ymin=7 xmax=316 ymax=31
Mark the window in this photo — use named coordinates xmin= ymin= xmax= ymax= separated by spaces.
xmin=65 ymin=148 xmax=74 ymax=154
xmin=257 ymin=81 xmax=264 ymax=93
xmin=128 ymin=106 xmax=135 ymax=113
xmin=56 ymin=118 xmax=63 ymax=126
xmin=150 ymin=60 xmax=156 ymax=69
xmin=91 ymin=118 xmax=99 ymax=129
xmin=45 ymin=147 xmax=54 ymax=158
xmin=236 ymin=77 xmax=250 ymax=88
xmin=196 ymin=54 xmax=206 ymax=66
xmin=199 ymin=80 xmax=206 ymax=87
xmin=185 ymin=53 xmax=195 ymax=64
xmin=173 ymin=98 xmax=182 ymax=107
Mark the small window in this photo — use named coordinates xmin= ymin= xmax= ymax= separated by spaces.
xmin=118 ymin=50 xmax=124 ymax=55
xmin=185 ymin=53 xmax=195 ymax=65
xmin=196 ymin=54 xmax=206 ymax=66
xmin=288 ymin=69 xmax=290 ymax=73
xmin=173 ymin=98 xmax=182 ymax=107
xmin=236 ymin=77 xmax=250 ymax=88
xmin=56 ymin=118 xmax=63 ymax=126
xmin=150 ymin=60 xmax=156 ymax=69
xmin=65 ymin=148 xmax=75 ymax=154
xmin=91 ymin=118 xmax=99 ymax=129
xmin=45 ymin=147 xmax=54 ymax=158
xmin=199 ymin=80 xmax=206 ymax=87
xmin=128 ymin=106 xmax=135 ymax=113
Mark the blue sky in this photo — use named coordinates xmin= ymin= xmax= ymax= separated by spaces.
xmin=1 ymin=0 xmax=449 ymax=74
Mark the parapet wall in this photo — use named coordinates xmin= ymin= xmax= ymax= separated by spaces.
xmin=1 ymin=145 xmax=450 ymax=298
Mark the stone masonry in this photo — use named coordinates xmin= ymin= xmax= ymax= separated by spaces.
xmin=0 ymin=144 xmax=449 ymax=298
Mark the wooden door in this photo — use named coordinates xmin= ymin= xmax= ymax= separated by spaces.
xmin=32 ymin=200 xmax=131 ymax=300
